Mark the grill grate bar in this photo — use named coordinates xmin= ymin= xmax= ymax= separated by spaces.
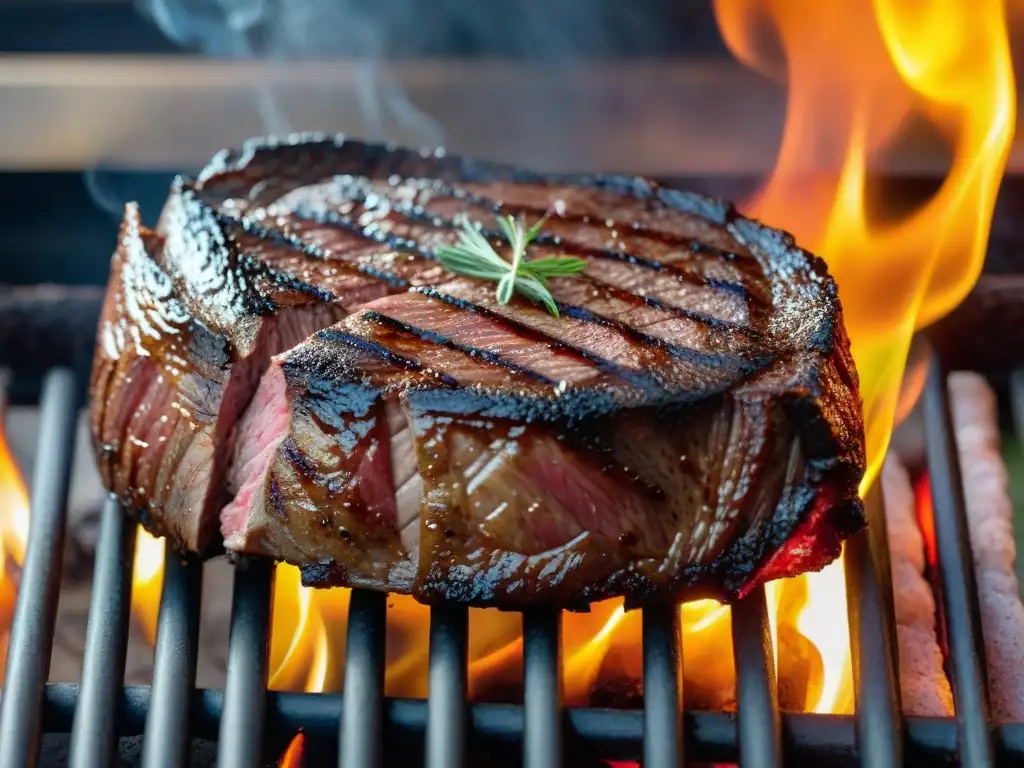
xmin=42 ymin=682 xmax=1024 ymax=764
xmin=523 ymin=609 xmax=563 ymax=768
xmin=922 ymin=358 xmax=995 ymax=766
xmin=1009 ymin=368 xmax=1024 ymax=442
xmin=68 ymin=497 xmax=136 ymax=768
xmin=217 ymin=558 xmax=274 ymax=768
xmin=0 ymin=368 xmax=77 ymax=768
xmin=844 ymin=483 xmax=903 ymax=768
xmin=733 ymin=584 xmax=782 ymax=768
xmin=141 ymin=546 xmax=203 ymax=768
xmin=642 ymin=603 xmax=683 ymax=768
xmin=426 ymin=602 xmax=469 ymax=768
xmin=340 ymin=589 xmax=387 ymax=768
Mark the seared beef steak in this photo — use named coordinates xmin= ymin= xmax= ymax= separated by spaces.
xmin=91 ymin=135 xmax=866 ymax=606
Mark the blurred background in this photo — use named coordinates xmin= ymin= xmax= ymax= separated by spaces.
xmin=5 ymin=0 xmax=1024 ymax=287
xmin=0 ymin=0 xmax=735 ymax=287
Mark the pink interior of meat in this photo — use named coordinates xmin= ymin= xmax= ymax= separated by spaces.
xmin=212 ymin=303 xmax=341 ymax=539
xmin=388 ymin=405 xmax=422 ymax=569
xmin=222 ymin=362 xmax=290 ymax=546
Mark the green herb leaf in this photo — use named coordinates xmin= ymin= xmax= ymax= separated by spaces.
xmin=433 ymin=213 xmax=587 ymax=317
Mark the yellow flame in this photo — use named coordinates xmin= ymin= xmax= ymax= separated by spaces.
xmin=0 ymin=429 xmax=29 ymax=684
xmin=714 ymin=0 xmax=1015 ymax=491
xmin=714 ymin=0 xmax=1015 ymax=714
xmin=130 ymin=526 xmax=165 ymax=645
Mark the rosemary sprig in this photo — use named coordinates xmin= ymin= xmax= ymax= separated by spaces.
xmin=434 ymin=213 xmax=587 ymax=317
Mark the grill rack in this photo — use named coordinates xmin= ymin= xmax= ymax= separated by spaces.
xmin=0 ymin=357 xmax=1020 ymax=766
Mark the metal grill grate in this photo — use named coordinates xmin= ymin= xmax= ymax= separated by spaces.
xmin=0 ymin=357 xmax=1022 ymax=767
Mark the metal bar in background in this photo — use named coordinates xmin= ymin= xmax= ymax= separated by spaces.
xmin=339 ymin=589 xmax=387 ymax=768
xmin=426 ymin=603 xmax=469 ymax=768
xmin=733 ymin=585 xmax=782 ymax=768
xmin=923 ymin=358 xmax=995 ymax=767
xmin=141 ymin=546 xmax=204 ymax=768
xmin=0 ymin=368 xmax=77 ymax=768
xmin=523 ymin=609 xmax=563 ymax=768
xmin=1008 ymin=368 xmax=1024 ymax=450
xmin=844 ymin=483 xmax=903 ymax=768
xmin=642 ymin=604 xmax=683 ymax=768
xmin=68 ymin=497 xmax=137 ymax=768
xmin=217 ymin=558 xmax=274 ymax=768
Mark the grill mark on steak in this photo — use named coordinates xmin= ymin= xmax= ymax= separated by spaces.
xmin=413 ymin=283 xmax=756 ymax=399
xmin=225 ymin=178 xmax=768 ymax=391
xmin=95 ymin=134 xmax=866 ymax=607
xmin=270 ymin=203 xmax=763 ymax=378
xmin=273 ymin=183 xmax=764 ymax=336
xmin=354 ymin=312 xmax=555 ymax=397
xmin=362 ymin=311 xmax=561 ymax=387
xmin=239 ymin=202 xmax=761 ymax=395
xmin=239 ymin=208 xmax=726 ymax=399
xmin=266 ymin=173 xmax=761 ymax=299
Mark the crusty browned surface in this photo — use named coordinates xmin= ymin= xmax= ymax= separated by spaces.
xmin=192 ymin=134 xmax=867 ymax=607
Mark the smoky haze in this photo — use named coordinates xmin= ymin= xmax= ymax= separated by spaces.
xmin=83 ymin=1 xmax=729 ymax=216
xmin=134 ymin=0 xmax=689 ymax=143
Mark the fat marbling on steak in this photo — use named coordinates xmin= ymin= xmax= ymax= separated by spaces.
xmin=91 ymin=135 xmax=866 ymax=607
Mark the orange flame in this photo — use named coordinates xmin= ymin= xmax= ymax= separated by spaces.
xmin=124 ymin=0 xmax=1014 ymax=716
xmin=130 ymin=526 xmax=164 ymax=644
xmin=712 ymin=0 xmax=1015 ymax=715
xmin=714 ymin=0 xmax=1015 ymax=491
xmin=278 ymin=732 xmax=305 ymax=768
xmin=0 ymin=423 xmax=29 ymax=685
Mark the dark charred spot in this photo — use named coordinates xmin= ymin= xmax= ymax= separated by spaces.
xmin=299 ymin=558 xmax=350 ymax=588
xmin=268 ymin=474 xmax=286 ymax=520
xmin=280 ymin=439 xmax=319 ymax=480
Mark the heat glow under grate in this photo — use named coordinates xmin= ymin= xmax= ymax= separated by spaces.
xmin=0 ymin=358 xmax=1021 ymax=767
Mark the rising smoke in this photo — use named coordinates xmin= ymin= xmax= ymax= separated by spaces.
xmin=86 ymin=0 xmax=687 ymax=215
xmin=134 ymin=0 xmax=684 ymax=142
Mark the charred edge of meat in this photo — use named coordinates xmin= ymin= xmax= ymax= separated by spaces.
xmin=94 ymin=192 xmax=347 ymax=554
xmin=157 ymin=179 xmax=341 ymax=339
xmin=89 ymin=204 xmax=232 ymax=553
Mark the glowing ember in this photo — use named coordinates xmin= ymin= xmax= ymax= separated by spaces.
xmin=115 ymin=0 xmax=1015 ymax=718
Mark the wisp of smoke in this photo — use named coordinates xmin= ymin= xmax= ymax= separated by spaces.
xmin=87 ymin=0 xmax=674 ymax=215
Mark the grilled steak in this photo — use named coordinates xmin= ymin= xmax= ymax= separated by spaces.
xmin=91 ymin=134 xmax=866 ymax=606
